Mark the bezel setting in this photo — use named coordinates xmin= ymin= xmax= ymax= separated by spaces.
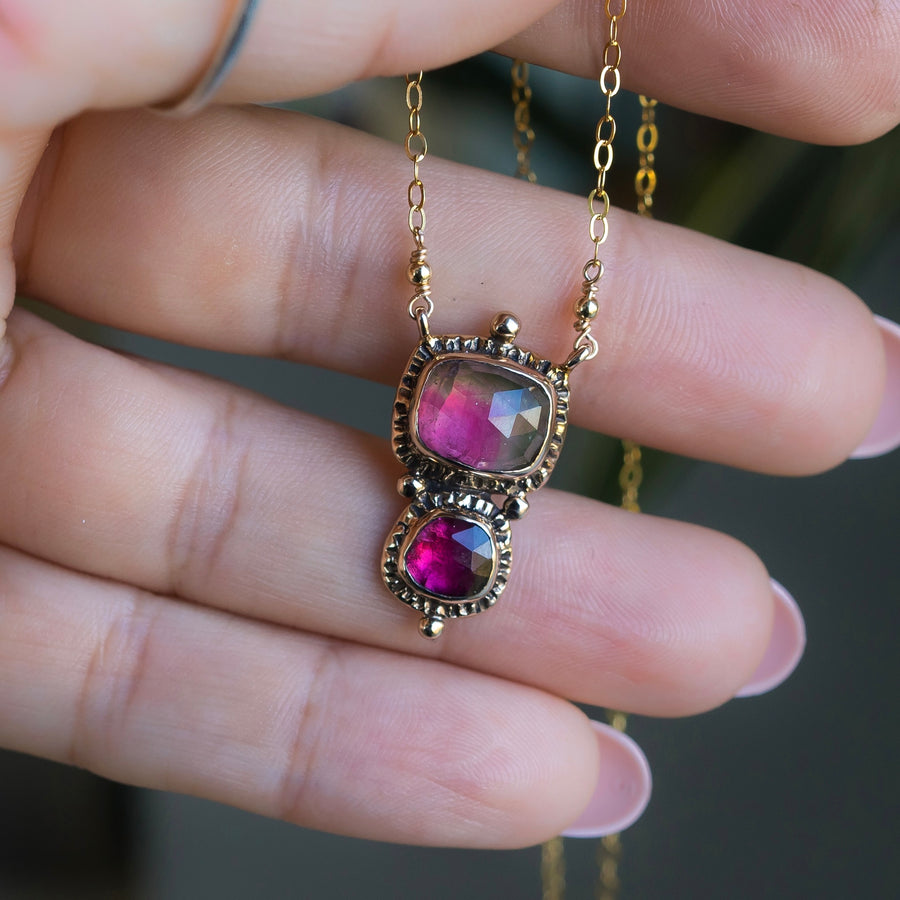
xmin=391 ymin=334 xmax=570 ymax=495
xmin=382 ymin=490 xmax=512 ymax=618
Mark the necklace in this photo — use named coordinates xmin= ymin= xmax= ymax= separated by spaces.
xmin=382 ymin=3 xmax=629 ymax=640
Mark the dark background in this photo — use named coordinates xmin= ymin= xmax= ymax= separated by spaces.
xmin=2 ymin=56 xmax=898 ymax=898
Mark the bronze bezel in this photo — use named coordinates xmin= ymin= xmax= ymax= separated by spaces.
xmin=382 ymin=490 xmax=512 ymax=618
xmin=409 ymin=354 xmax=557 ymax=479
xmin=391 ymin=334 xmax=569 ymax=496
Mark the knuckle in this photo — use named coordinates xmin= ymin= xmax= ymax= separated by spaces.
xmin=166 ymin=393 xmax=254 ymax=596
xmin=272 ymin=643 xmax=340 ymax=824
xmin=69 ymin=591 xmax=158 ymax=768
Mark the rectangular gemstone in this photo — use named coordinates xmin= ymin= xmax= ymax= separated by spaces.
xmin=414 ymin=358 xmax=554 ymax=474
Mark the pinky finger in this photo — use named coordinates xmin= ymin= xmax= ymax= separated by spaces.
xmin=0 ymin=545 xmax=647 ymax=847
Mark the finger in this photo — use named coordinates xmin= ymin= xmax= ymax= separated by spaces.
xmin=0 ymin=543 xmax=610 ymax=848
xmin=0 ymin=126 xmax=50 ymax=332
xmin=0 ymin=309 xmax=774 ymax=715
xmin=2 ymin=1 xmax=896 ymax=143
xmin=0 ymin=0 xmax=560 ymax=127
xmin=14 ymin=108 xmax=885 ymax=474
xmin=500 ymin=0 xmax=900 ymax=144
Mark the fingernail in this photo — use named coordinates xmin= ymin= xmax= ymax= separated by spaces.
xmin=735 ymin=578 xmax=806 ymax=698
xmin=851 ymin=316 xmax=900 ymax=459
xmin=561 ymin=721 xmax=652 ymax=838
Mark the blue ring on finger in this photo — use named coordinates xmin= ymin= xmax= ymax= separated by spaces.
xmin=154 ymin=0 xmax=261 ymax=117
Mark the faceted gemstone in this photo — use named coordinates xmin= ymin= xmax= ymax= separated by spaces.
xmin=415 ymin=358 xmax=553 ymax=473
xmin=404 ymin=515 xmax=495 ymax=600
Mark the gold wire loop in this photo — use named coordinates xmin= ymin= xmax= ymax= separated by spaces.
xmin=582 ymin=259 xmax=604 ymax=282
xmin=408 ymin=293 xmax=434 ymax=320
xmin=564 ymin=331 xmax=599 ymax=370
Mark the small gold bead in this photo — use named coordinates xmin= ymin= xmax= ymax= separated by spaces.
xmin=503 ymin=495 xmax=529 ymax=519
xmin=490 ymin=312 xmax=521 ymax=342
xmin=408 ymin=262 xmax=432 ymax=286
xmin=575 ymin=296 xmax=599 ymax=320
xmin=419 ymin=615 xmax=444 ymax=639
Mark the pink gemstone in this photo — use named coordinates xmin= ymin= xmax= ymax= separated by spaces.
xmin=404 ymin=515 xmax=495 ymax=600
xmin=415 ymin=359 xmax=553 ymax=473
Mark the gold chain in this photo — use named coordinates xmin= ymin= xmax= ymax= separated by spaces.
xmin=566 ymin=0 xmax=627 ymax=369
xmin=402 ymin=2 xmax=627 ymax=359
xmin=619 ymin=97 xmax=656 ymax=516
xmin=595 ymin=94 xmax=658 ymax=898
xmin=506 ymin=12 xmax=657 ymax=900
xmin=511 ymin=59 xmax=538 ymax=183
xmin=541 ymin=836 xmax=566 ymax=900
xmin=404 ymin=72 xmax=434 ymax=326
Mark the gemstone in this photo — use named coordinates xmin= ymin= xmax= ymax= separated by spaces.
xmin=404 ymin=515 xmax=495 ymax=600
xmin=415 ymin=358 xmax=553 ymax=473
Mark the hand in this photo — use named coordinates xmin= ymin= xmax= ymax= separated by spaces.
xmin=0 ymin=0 xmax=897 ymax=849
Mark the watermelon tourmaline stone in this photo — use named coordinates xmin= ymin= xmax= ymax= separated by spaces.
xmin=415 ymin=358 xmax=553 ymax=473
xmin=403 ymin=515 xmax=495 ymax=600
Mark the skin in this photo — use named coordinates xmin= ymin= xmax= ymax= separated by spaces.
xmin=0 ymin=0 xmax=897 ymax=848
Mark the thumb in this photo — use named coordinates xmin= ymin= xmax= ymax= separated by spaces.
xmin=0 ymin=0 xmax=560 ymax=129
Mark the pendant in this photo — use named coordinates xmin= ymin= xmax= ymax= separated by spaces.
xmin=382 ymin=312 xmax=570 ymax=638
